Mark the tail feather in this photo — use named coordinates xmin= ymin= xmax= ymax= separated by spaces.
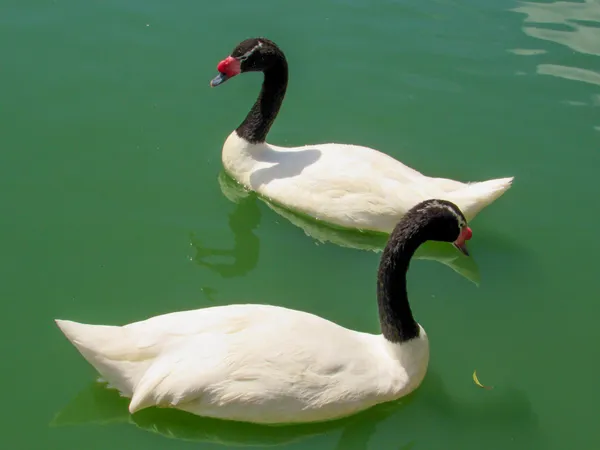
xmin=55 ymin=320 xmax=127 ymax=357
xmin=55 ymin=319 xmax=148 ymax=397
xmin=445 ymin=177 xmax=514 ymax=220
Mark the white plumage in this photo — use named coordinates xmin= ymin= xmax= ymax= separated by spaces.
xmin=222 ymin=131 xmax=513 ymax=232
xmin=55 ymin=199 xmax=473 ymax=425
xmin=55 ymin=304 xmax=428 ymax=424
xmin=211 ymin=37 xmax=513 ymax=233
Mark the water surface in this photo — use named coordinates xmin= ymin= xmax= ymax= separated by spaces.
xmin=2 ymin=0 xmax=599 ymax=449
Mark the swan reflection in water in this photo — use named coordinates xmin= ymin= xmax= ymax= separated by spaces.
xmin=191 ymin=170 xmax=481 ymax=285
xmin=51 ymin=370 xmax=543 ymax=449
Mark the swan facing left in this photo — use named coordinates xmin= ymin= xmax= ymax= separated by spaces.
xmin=210 ymin=37 xmax=513 ymax=233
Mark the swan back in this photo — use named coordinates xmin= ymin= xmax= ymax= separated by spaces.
xmin=56 ymin=304 xmax=430 ymax=423
xmin=222 ymin=132 xmax=512 ymax=231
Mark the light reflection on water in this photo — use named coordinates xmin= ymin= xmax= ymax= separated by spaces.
xmin=512 ymin=0 xmax=600 ymax=129
xmin=513 ymin=0 xmax=600 ymax=56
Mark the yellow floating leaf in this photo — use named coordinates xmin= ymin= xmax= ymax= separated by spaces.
xmin=473 ymin=370 xmax=493 ymax=390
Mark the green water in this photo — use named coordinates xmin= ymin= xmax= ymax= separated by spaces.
xmin=2 ymin=0 xmax=599 ymax=448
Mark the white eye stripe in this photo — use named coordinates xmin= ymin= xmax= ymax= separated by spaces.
xmin=416 ymin=200 xmax=466 ymax=228
xmin=238 ymin=41 xmax=263 ymax=62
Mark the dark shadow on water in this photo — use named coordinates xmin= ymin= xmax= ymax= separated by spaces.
xmin=211 ymin=170 xmax=482 ymax=285
xmin=248 ymin=147 xmax=322 ymax=188
xmin=190 ymin=174 xmax=261 ymax=279
xmin=51 ymin=371 xmax=543 ymax=449
xmin=51 ymin=380 xmax=404 ymax=447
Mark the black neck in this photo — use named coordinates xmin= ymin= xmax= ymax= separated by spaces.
xmin=235 ymin=54 xmax=288 ymax=144
xmin=377 ymin=223 xmax=424 ymax=343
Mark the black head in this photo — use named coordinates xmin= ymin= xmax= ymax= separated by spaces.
xmin=398 ymin=199 xmax=472 ymax=256
xmin=210 ymin=38 xmax=284 ymax=87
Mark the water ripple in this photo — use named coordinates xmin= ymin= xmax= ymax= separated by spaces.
xmin=512 ymin=0 xmax=600 ymax=128
xmin=513 ymin=0 xmax=600 ymax=56
xmin=537 ymin=63 xmax=600 ymax=86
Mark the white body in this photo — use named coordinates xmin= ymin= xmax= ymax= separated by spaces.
xmin=222 ymin=132 xmax=513 ymax=232
xmin=56 ymin=304 xmax=429 ymax=424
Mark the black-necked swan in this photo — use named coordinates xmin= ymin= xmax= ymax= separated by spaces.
xmin=209 ymin=37 xmax=513 ymax=233
xmin=55 ymin=199 xmax=474 ymax=425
